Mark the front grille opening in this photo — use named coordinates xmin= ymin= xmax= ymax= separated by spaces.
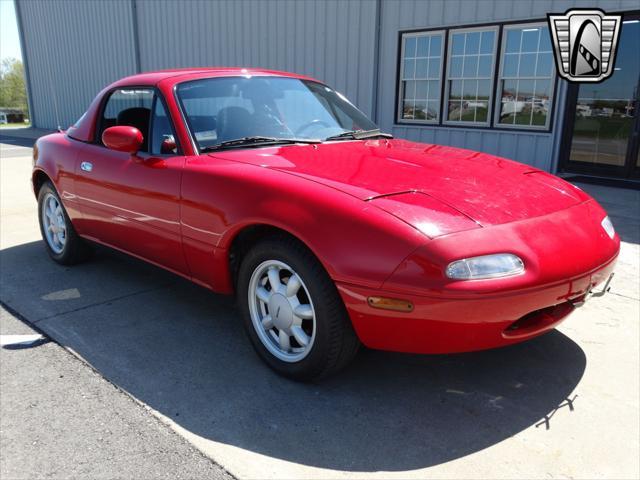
xmin=503 ymin=302 xmax=575 ymax=339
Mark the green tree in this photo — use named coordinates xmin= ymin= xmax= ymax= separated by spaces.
xmin=0 ymin=58 xmax=28 ymax=114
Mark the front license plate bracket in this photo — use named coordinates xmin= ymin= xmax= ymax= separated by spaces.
xmin=572 ymin=272 xmax=615 ymax=307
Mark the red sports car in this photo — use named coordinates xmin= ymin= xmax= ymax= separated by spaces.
xmin=32 ymin=68 xmax=619 ymax=380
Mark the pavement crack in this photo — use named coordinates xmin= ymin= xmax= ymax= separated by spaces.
xmin=32 ymin=282 xmax=177 ymax=324
xmin=608 ymin=291 xmax=640 ymax=302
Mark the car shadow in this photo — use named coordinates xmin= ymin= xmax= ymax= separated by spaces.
xmin=0 ymin=241 xmax=587 ymax=472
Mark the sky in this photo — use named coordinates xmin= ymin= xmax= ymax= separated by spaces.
xmin=1 ymin=0 xmax=22 ymax=61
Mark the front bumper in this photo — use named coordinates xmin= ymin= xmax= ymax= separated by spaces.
xmin=338 ymin=251 xmax=618 ymax=355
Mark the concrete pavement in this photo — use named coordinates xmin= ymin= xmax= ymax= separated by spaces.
xmin=1 ymin=130 xmax=639 ymax=479
xmin=1 ymin=306 xmax=233 ymax=480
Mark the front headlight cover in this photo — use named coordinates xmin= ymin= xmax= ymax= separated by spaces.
xmin=601 ymin=216 xmax=615 ymax=239
xmin=446 ymin=254 xmax=525 ymax=280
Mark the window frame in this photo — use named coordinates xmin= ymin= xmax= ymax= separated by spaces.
xmin=396 ymin=29 xmax=445 ymax=125
xmin=395 ymin=19 xmax=558 ymax=134
xmin=443 ymin=25 xmax=499 ymax=127
xmin=494 ymin=22 xmax=556 ymax=131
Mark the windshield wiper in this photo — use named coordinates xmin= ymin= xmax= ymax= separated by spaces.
xmin=202 ymin=136 xmax=320 ymax=152
xmin=324 ymin=129 xmax=393 ymax=142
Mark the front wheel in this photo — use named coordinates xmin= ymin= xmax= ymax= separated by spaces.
xmin=237 ymin=236 xmax=360 ymax=381
xmin=37 ymin=181 xmax=90 ymax=265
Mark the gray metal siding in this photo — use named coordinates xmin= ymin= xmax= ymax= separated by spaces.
xmin=17 ymin=0 xmax=138 ymax=129
xmin=134 ymin=0 xmax=377 ymax=116
xmin=375 ymin=0 xmax=639 ymax=170
xmin=18 ymin=0 xmax=378 ymax=130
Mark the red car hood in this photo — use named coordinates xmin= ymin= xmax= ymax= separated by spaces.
xmin=210 ymin=139 xmax=589 ymax=235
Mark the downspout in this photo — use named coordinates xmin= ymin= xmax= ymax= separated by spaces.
xmin=130 ymin=0 xmax=142 ymax=73
xmin=371 ymin=0 xmax=382 ymax=123
xmin=550 ymin=80 xmax=568 ymax=174
xmin=13 ymin=0 xmax=36 ymax=128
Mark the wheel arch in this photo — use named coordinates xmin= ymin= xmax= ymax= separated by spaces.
xmin=227 ymin=223 xmax=328 ymax=292
xmin=31 ymin=132 xmax=75 ymax=199
xmin=32 ymin=168 xmax=52 ymax=198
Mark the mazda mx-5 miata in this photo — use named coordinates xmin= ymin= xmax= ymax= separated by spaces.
xmin=32 ymin=68 xmax=619 ymax=380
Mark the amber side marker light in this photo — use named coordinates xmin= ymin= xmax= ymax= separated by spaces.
xmin=367 ymin=296 xmax=414 ymax=312
xmin=32 ymin=144 xmax=39 ymax=167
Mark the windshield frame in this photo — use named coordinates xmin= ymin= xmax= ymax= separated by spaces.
xmin=174 ymin=75 xmax=378 ymax=154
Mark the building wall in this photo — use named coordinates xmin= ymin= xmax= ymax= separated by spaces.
xmin=16 ymin=0 xmax=639 ymax=171
xmin=134 ymin=0 xmax=378 ymax=117
xmin=17 ymin=0 xmax=378 ymax=131
xmin=16 ymin=0 xmax=138 ymax=129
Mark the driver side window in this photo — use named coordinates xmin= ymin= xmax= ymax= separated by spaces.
xmin=100 ymin=88 xmax=154 ymax=151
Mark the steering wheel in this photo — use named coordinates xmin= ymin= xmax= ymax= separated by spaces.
xmin=295 ymin=119 xmax=331 ymax=136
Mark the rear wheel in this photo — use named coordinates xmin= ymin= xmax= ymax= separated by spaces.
xmin=38 ymin=181 xmax=90 ymax=265
xmin=237 ymin=236 xmax=360 ymax=381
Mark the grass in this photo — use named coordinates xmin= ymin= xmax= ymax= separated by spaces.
xmin=0 ymin=122 xmax=31 ymax=128
xmin=500 ymin=112 xmax=548 ymax=126
xmin=573 ymin=116 xmax=632 ymax=139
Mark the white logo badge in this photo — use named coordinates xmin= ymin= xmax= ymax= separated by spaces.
xmin=547 ymin=9 xmax=622 ymax=83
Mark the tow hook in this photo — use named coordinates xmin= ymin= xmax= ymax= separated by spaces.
xmin=572 ymin=273 xmax=615 ymax=307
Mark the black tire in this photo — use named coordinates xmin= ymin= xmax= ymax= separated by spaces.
xmin=237 ymin=235 xmax=360 ymax=381
xmin=37 ymin=181 xmax=90 ymax=265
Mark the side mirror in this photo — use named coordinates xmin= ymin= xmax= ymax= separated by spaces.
xmin=160 ymin=135 xmax=177 ymax=154
xmin=102 ymin=126 xmax=143 ymax=154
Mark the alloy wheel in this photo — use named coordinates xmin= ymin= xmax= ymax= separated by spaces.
xmin=41 ymin=192 xmax=67 ymax=254
xmin=248 ymin=260 xmax=317 ymax=362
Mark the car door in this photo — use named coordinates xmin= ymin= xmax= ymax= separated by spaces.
xmin=75 ymin=88 xmax=189 ymax=275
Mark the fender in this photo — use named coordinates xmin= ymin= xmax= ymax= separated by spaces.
xmin=179 ymin=156 xmax=429 ymax=293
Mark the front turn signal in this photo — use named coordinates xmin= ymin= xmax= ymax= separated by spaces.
xmin=32 ymin=143 xmax=39 ymax=166
xmin=367 ymin=296 xmax=414 ymax=313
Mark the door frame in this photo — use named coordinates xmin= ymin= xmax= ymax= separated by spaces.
xmin=558 ymin=11 xmax=640 ymax=180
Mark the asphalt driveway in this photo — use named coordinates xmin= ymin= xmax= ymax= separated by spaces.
xmin=1 ymin=129 xmax=639 ymax=479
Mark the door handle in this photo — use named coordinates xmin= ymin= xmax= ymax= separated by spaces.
xmin=80 ymin=161 xmax=93 ymax=172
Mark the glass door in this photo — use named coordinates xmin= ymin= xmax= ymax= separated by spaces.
xmin=560 ymin=16 xmax=640 ymax=179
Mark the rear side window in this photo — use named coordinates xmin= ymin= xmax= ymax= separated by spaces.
xmin=100 ymin=89 xmax=154 ymax=151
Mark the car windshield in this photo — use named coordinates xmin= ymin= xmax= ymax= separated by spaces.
xmin=176 ymin=76 xmax=379 ymax=151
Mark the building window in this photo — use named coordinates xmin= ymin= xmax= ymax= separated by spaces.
xmin=396 ymin=21 xmax=557 ymax=131
xmin=398 ymin=31 xmax=444 ymax=122
xmin=444 ymin=27 xmax=498 ymax=125
xmin=496 ymin=24 xmax=555 ymax=128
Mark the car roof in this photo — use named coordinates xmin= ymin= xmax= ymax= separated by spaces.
xmin=112 ymin=67 xmax=320 ymax=87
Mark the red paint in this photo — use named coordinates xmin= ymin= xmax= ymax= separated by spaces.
xmin=34 ymin=68 xmax=620 ymax=354
xmin=102 ymin=126 xmax=143 ymax=154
